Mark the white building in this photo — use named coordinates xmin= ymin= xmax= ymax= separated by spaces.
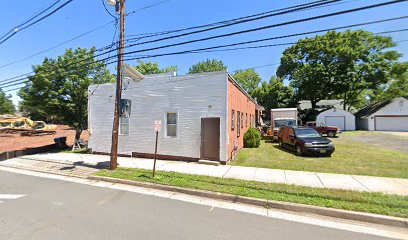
xmin=356 ymin=97 xmax=408 ymax=131
xmin=316 ymin=108 xmax=356 ymax=131
xmin=88 ymin=71 xmax=261 ymax=163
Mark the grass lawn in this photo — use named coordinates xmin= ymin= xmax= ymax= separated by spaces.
xmin=231 ymin=132 xmax=408 ymax=179
xmin=95 ymin=167 xmax=408 ymax=218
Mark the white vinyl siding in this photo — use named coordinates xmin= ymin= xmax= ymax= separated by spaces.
xmin=88 ymin=71 xmax=229 ymax=161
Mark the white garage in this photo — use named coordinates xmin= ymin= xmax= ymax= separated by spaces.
xmin=316 ymin=108 xmax=355 ymax=131
xmin=375 ymin=116 xmax=408 ymax=131
xmin=356 ymin=97 xmax=408 ymax=131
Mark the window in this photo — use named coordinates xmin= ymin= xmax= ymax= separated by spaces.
xmin=231 ymin=110 xmax=235 ymax=130
xmin=120 ymin=99 xmax=131 ymax=135
xmin=246 ymin=113 xmax=248 ymax=127
xmin=237 ymin=111 xmax=241 ymax=137
xmin=250 ymin=114 xmax=252 ymax=127
xmin=166 ymin=112 xmax=177 ymax=137
xmin=241 ymin=113 xmax=244 ymax=129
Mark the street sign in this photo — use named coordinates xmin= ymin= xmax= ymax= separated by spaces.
xmin=154 ymin=120 xmax=161 ymax=132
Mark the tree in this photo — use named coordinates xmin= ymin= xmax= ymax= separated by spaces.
xmin=277 ymin=30 xmax=402 ymax=110
xmin=133 ymin=60 xmax=178 ymax=75
xmin=233 ymin=68 xmax=262 ymax=95
xmin=188 ymin=59 xmax=227 ymax=74
xmin=252 ymin=76 xmax=295 ymax=111
xmin=19 ymin=47 xmax=113 ymax=140
xmin=370 ymin=62 xmax=408 ymax=102
xmin=0 ymin=88 xmax=15 ymax=114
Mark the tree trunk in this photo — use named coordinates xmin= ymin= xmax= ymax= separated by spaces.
xmin=311 ymin=100 xmax=318 ymax=109
xmin=75 ymin=129 xmax=82 ymax=142
xmin=343 ymin=91 xmax=347 ymax=111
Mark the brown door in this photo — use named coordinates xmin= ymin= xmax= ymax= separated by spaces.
xmin=201 ymin=118 xmax=220 ymax=160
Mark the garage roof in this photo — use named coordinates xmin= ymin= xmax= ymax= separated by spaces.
xmin=355 ymin=97 xmax=408 ymax=118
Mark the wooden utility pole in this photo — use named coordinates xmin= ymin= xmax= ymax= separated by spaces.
xmin=110 ymin=0 xmax=126 ymax=170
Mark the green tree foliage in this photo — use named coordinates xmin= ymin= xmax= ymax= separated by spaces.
xmin=243 ymin=127 xmax=261 ymax=148
xmin=19 ymin=47 xmax=114 ymax=140
xmin=370 ymin=62 xmax=408 ymax=101
xmin=233 ymin=68 xmax=262 ymax=95
xmin=188 ymin=59 xmax=227 ymax=74
xmin=133 ymin=60 xmax=178 ymax=75
xmin=252 ymin=76 xmax=295 ymax=111
xmin=277 ymin=30 xmax=402 ymax=110
xmin=0 ymin=88 xmax=15 ymax=114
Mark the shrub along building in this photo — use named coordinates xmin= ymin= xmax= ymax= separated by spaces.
xmin=88 ymin=71 xmax=263 ymax=163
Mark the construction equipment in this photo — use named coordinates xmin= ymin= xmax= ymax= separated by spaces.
xmin=0 ymin=115 xmax=57 ymax=136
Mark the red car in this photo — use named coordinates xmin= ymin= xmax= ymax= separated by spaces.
xmin=305 ymin=121 xmax=341 ymax=137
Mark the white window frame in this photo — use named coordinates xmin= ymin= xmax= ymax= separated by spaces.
xmin=237 ymin=111 xmax=241 ymax=137
xmin=231 ymin=110 xmax=235 ymax=130
xmin=246 ymin=113 xmax=248 ymax=127
xmin=165 ymin=111 xmax=179 ymax=138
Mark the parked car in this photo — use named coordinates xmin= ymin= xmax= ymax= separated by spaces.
xmin=277 ymin=126 xmax=335 ymax=157
xmin=305 ymin=121 xmax=341 ymax=137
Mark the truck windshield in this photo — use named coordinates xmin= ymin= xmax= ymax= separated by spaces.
xmin=275 ymin=119 xmax=296 ymax=128
xmin=295 ymin=128 xmax=321 ymax=138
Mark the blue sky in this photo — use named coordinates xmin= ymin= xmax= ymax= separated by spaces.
xmin=0 ymin=0 xmax=407 ymax=105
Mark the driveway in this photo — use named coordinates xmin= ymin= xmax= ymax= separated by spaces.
xmin=345 ymin=131 xmax=408 ymax=153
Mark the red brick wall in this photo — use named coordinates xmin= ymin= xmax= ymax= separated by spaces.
xmin=227 ymin=78 xmax=256 ymax=161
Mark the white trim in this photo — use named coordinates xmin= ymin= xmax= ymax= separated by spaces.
xmin=164 ymin=110 xmax=179 ymax=138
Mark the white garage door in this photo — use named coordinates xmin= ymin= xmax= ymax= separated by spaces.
xmin=325 ymin=116 xmax=345 ymax=130
xmin=375 ymin=116 xmax=408 ymax=131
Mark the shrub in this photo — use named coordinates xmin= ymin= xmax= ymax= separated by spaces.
xmin=243 ymin=127 xmax=261 ymax=148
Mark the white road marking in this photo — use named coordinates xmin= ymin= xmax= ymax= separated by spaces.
xmin=0 ymin=165 xmax=407 ymax=239
xmin=0 ymin=194 xmax=25 ymax=200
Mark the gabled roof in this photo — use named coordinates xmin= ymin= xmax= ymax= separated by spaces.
xmin=298 ymin=99 xmax=345 ymax=110
xmin=355 ymin=97 xmax=408 ymax=118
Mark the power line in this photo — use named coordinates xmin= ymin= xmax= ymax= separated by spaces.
xmin=101 ymin=0 xmax=117 ymax=20
xmin=2 ymin=1 xmax=407 ymax=87
xmin=107 ymin=0 xmax=345 ymax=55
xmin=126 ymin=0 xmax=171 ymax=15
xmin=2 ymin=14 xmax=407 ymax=88
xmin=0 ymin=0 xmax=75 ymax=46
xmin=122 ymin=15 xmax=408 ymax=60
xmin=0 ymin=0 xmax=172 ymax=70
xmin=98 ymin=0 xmax=408 ymax=61
xmin=3 ymin=24 xmax=408 ymax=90
xmin=0 ymin=0 xmax=62 ymax=42
xmin=0 ymin=0 xmax=340 ymax=83
xmin=126 ymin=0 xmax=338 ymax=39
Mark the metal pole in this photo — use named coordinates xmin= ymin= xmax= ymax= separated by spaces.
xmin=110 ymin=0 xmax=125 ymax=170
xmin=152 ymin=131 xmax=158 ymax=177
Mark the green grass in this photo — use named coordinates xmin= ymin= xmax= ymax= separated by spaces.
xmin=95 ymin=167 xmax=408 ymax=218
xmin=232 ymin=132 xmax=408 ymax=179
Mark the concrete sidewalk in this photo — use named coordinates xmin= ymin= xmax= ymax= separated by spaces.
xmin=2 ymin=152 xmax=408 ymax=196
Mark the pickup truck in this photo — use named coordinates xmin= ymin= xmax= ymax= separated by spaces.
xmin=305 ymin=121 xmax=341 ymax=137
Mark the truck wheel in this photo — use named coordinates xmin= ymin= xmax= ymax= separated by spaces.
xmin=327 ymin=131 xmax=336 ymax=137
xmin=296 ymin=144 xmax=303 ymax=156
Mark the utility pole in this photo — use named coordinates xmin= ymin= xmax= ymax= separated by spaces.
xmin=110 ymin=0 xmax=125 ymax=170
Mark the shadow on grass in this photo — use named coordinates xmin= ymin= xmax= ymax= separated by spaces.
xmin=272 ymin=145 xmax=330 ymax=159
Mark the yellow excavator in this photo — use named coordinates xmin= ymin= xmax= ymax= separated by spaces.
xmin=0 ymin=115 xmax=57 ymax=136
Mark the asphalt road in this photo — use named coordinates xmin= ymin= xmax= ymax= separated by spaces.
xmin=0 ymin=170 xmax=401 ymax=240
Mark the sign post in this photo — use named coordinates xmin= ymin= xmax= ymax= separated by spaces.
xmin=152 ymin=120 xmax=161 ymax=177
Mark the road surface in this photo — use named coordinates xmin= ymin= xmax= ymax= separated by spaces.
xmin=0 ymin=169 xmax=404 ymax=240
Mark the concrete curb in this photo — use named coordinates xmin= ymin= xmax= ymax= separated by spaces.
xmin=88 ymin=175 xmax=408 ymax=229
